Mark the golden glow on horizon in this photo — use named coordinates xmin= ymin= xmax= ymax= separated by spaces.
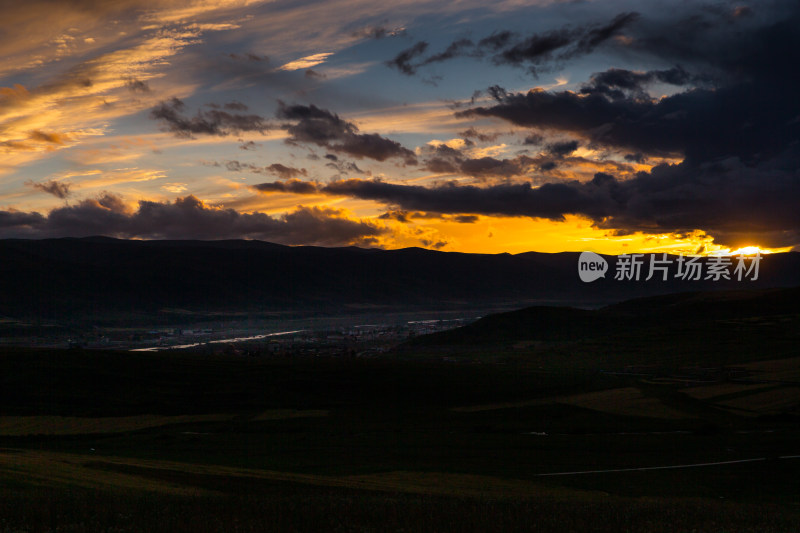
xmin=212 ymin=192 xmax=794 ymax=255
xmin=720 ymin=245 xmax=792 ymax=256
xmin=371 ymin=214 xmax=730 ymax=255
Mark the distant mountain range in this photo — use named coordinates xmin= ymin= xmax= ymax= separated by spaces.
xmin=1 ymin=237 xmax=798 ymax=324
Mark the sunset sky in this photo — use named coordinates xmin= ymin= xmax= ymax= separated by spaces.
xmin=0 ymin=0 xmax=797 ymax=254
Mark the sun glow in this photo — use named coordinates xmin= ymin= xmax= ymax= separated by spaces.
xmin=716 ymin=245 xmax=793 ymax=256
xmin=728 ymin=246 xmax=764 ymax=255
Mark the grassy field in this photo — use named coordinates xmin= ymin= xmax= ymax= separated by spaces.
xmin=0 ymin=410 xmax=328 ymax=436
xmin=2 ymin=447 xmax=799 ymax=532
xmin=1 ymin=313 xmax=799 ymax=532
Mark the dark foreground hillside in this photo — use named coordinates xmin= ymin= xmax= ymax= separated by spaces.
xmin=1 ymin=287 xmax=799 ymax=531
xmin=401 ymin=286 xmax=800 ymax=366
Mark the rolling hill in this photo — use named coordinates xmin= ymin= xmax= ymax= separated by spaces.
xmin=400 ymin=286 xmax=800 ymax=368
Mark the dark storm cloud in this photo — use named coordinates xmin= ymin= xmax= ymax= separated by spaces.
xmin=523 ymin=133 xmax=544 ymax=146
xmin=447 ymin=0 xmax=800 ymax=247
xmin=459 ymin=88 xmax=682 ymax=156
xmin=497 ymin=28 xmax=575 ymax=66
xmin=249 ymin=155 xmax=800 ymax=248
xmin=590 ymin=66 xmax=694 ymax=90
xmin=624 ymin=153 xmax=646 ymax=163
xmin=27 ymin=179 xmax=72 ymax=199
xmin=251 ymin=179 xmax=318 ymax=194
xmin=387 ymin=12 xmax=639 ymax=76
xmin=459 ymin=73 xmax=799 ymax=164
xmin=152 ymin=99 xmax=416 ymax=165
xmin=546 ymin=140 xmax=580 ymax=157
xmin=265 ymin=163 xmax=307 ymax=179
xmin=579 ymin=66 xmax=698 ymax=100
xmin=222 ymin=160 xmax=307 ymax=179
xmin=0 ymin=193 xmax=384 ymax=245
xmin=150 ymin=98 xmax=270 ymax=137
xmin=385 ymin=41 xmax=428 ymax=75
xmin=419 ymin=38 xmax=474 ymax=66
xmin=477 ymin=31 xmax=515 ymax=52
xmin=486 ymin=85 xmax=508 ymax=102
xmin=459 ymin=155 xmax=536 ymax=180
xmin=277 ymin=103 xmax=417 ymax=164
xmin=419 ymin=143 xmax=536 ymax=179
xmin=566 ymin=12 xmax=640 ymax=58
xmin=627 ymin=5 xmax=790 ymax=84
xmin=319 ymin=178 xmax=611 ymax=220
xmin=592 ymin=157 xmax=800 ymax=239
xmin=424 ymin=157 xmax=459 ymax=174
xmin=248 ymin=179 xmax=314 ymax=195
xmin=459 ymin=3 xmax=800 ymax=153
xmin=0 ymin=210 xmax=46 ymax=230
xmin=499 ymin=12 xmax=639 ymax=67
xmin=377 ymin=210 xmax=472 ymax=224
xmin=419 ymin=143 xmax=463 ymax=174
